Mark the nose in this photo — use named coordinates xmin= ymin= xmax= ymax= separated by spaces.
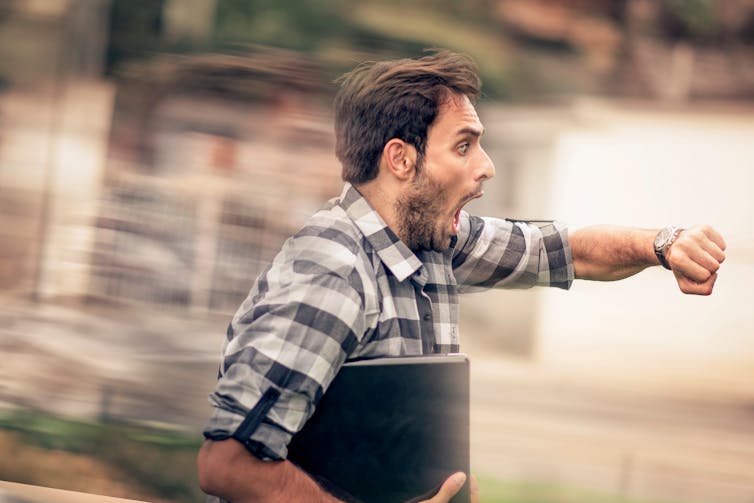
xmin=476 ymin=148 xmax=495 ymax=181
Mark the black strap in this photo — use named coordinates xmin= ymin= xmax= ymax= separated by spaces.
xmin=231 ymin=387 xmax=281 ymax=443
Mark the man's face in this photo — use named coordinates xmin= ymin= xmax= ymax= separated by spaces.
xmin=396 ymin=94 xmax=495 ymax=251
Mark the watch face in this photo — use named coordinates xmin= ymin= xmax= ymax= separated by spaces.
xmin=654 ymin=227 xmax=671 ymax=249
xmin=654 ymin=226 xmax=682 ymax=270
xmin=655 ymin=226 xmax=681 ymax=252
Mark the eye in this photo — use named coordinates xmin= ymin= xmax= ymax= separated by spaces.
xmin=457 ymin=142 xmax=469 ymax=155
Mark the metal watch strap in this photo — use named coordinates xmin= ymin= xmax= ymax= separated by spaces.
xmin=655 ymin=226 xmax=683 ymax=270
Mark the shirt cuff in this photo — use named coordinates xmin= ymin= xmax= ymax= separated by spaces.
xmin=202 ymin=400 xmax=293 ymax=461
xmin=541 ymin=221 xmax=574 ymax=289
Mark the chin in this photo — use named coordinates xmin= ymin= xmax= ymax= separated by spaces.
xmin=429 ymin=235 xmax=453 ymax=252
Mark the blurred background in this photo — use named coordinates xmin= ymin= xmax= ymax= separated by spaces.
xmin=1 ymin=0 xmax=753 ymax=502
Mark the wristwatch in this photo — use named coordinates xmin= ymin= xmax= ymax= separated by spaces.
xmin=653 ymin=226 xmax=683 ymax=270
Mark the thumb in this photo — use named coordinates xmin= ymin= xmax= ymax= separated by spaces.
xmin=428 ymin=472 xmax=466 ymax=502
xmin=470 ymin=473 xmax=480 ymax=503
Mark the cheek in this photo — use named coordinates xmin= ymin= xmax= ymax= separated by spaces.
xmin=429 ymin=168 xmax=462 ymax=196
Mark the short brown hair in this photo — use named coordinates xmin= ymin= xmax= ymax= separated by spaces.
xmin=334 ymin=50 xmax=481 ymax=184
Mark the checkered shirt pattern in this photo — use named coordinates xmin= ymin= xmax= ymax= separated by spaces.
xmin=203 ymin=183 xmax=573 ymax=461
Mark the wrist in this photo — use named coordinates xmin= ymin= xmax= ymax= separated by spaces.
xmin=653 ymin=226 xmax=683 ymax=270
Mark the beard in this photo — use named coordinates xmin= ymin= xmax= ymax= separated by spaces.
xmin=394 ymin=165 xmax=452 ymax=252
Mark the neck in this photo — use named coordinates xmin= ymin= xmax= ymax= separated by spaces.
xmin=354 ymin=178 xmax=403 ymax=239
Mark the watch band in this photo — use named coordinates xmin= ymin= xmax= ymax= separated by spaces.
xmin=655 ymin=248 xmax=672 ymax=270
xmin=654 ymin=226 xmax=683 ymax=270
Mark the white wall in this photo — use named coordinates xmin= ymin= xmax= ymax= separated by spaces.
xmin=0 ymin=80 xmax=115 ymax=299
xmin=534 ymin=100 xmax=754 ymax=394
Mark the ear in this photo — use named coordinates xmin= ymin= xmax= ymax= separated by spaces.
xmin=382 ymin=139 xmax=417 ymax=182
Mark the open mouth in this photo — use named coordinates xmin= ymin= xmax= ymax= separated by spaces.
xmin=453 ymin=208 xmax=462 ymax=234
xmin=452 ymin=190 xmax=484 ymax=234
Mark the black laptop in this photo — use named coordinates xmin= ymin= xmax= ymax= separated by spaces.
xmin=287 ymin=354 xmax=470 ymax=503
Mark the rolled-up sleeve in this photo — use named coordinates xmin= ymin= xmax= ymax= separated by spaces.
xmin=452 ymin=212 xmax=574 ymax=293
xmin=203 ymin=240 xmax=368 ymax=460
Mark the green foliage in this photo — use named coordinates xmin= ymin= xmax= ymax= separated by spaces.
xmin=214 ymin=0 xmax=347 ymax=51
xmin=0 ymin=409 xmax=101 ymax=453
xmin=664 ymin=0 xmax=719 ymax=38
xmin=0 ymin=409 xmax=203 ymax=502
xmin=477 ymin=476 xmax=686 ymax=503
xmin=107 ymin=0 xmax=517 ymax=98
xmin=0 ymin=410 xmax=697 ymax=503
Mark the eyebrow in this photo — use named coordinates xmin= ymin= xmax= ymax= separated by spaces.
xmin=455 ymin=126 xmax=484 ymax=138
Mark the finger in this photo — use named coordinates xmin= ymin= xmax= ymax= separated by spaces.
xmin=699 ymin=225 xmax=727 ymax=251
xmin=693 ymin=229 xmax=726 ymax=264
xmin=701 ymin=234 xmax=727 ymax=262
xmin=679 ymin=227 xmax=726 ymax=263
xmin=426 ymin=472 xmax=466 ymax=503
xmin=470 ymin=474 xmax=480 ymax=503
xmin=672 ymin=241 xmax=723 ymax=275
xmin=671 ymin=255 xmax=714 ymax=283
xmin=677 ymin=272 xmax=717 ymax=296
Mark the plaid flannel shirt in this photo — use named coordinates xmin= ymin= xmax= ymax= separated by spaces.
xmin=203 ymin=182 xmax=573 ymax=460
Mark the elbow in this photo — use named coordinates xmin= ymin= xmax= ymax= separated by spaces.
xmin=197 ymin=437 xmax=269 ymax=499
xmin=197 ymin=440 xmax=225 ymax=496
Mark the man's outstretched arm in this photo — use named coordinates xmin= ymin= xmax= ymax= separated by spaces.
xmin=570 ymin=225 xmax=726 ymax=295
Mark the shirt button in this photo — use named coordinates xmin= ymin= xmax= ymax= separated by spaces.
xmin=423 ymin=313 xmax=432 ymax=321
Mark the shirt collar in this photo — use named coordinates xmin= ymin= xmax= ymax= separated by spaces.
xmin=338 ymin=183 xmax=423 ymax=282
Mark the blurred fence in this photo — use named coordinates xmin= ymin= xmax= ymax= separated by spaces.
xmin=88 ymin=173 xmax=293 ymax=313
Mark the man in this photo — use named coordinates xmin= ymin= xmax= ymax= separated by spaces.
xmin=197 ymin=50 xmax=726 ymax=502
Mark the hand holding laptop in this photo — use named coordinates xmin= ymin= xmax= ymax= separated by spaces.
xmin=416 ymin=472 xmax=479 ymax=503
xmin=287 ymin=355 xmax=473 ymax=503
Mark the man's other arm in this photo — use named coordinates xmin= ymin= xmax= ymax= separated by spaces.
xmin=197 ymin=438 xmax=342 ymax=503
xmin=570 ymin=225 xmax=726 ymax=295
xmin=197 ymin=438 xmax=476 ymax=503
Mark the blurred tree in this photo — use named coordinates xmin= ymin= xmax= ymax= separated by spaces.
xmin=213 ymin=0 xmax=346 ymax=52
xmin=662 ymin=0 xmax=719 ymax=41
xmin=742 ymin=9 xmax=754 ymax=43
xmin=106 ymin=0 xmax=167 ymax=74
xmin=0 ymin=4 xmax=8 ymax=90
xmin=104 ymin=0 xmax=754 ymax=104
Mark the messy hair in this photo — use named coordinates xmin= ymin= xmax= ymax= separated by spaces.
xmin=334 ymin=50 xmax=481 ymax=184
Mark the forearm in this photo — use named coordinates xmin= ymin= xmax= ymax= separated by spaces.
xmin=197 ymin=439 xmax=342 ymax=503
xmin=570 ymin=225 xmax=658 ymax=281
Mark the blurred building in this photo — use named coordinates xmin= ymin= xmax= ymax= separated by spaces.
xmin=1 ymin=0 xmax=753 ymax=380
xmin=91 ymin=50 xmax=339 ymax=312
xmin=0 ymin=1 xmax=341 ymax=314
xmin=0 ymin=0 xmax=113 ymax=301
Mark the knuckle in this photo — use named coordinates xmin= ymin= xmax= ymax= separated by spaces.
xmin=677 ymin=234 xmax=694 ymax=248
xmin=686 ymin=230 xmax=701 ymax=243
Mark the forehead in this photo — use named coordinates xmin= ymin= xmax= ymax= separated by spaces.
xmin=429 ymin=93 xmax=483 ymax=138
